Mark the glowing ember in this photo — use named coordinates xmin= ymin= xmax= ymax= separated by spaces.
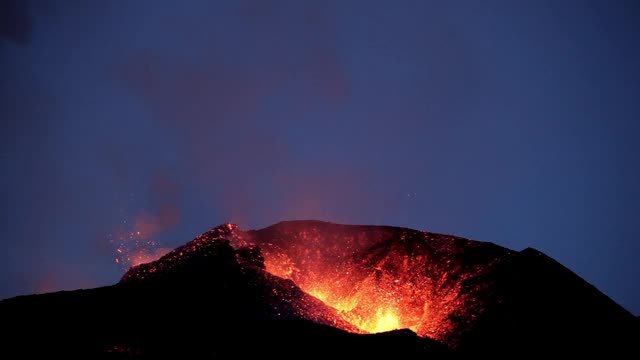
xmin=240 ymin=221 xmax=507 ymax=341
xmin=109 ymin=229 xmax=171 ymax=269
xmin=120 ymin=221 xmax=511 ymax=344
xmin=300 ymin=284 xmax=405 ymax=333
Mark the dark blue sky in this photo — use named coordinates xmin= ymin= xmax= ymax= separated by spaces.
xmin=1 ymin=0 xmax=639 ymax=314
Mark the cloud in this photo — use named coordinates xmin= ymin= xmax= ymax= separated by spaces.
xmin=109 ymin=1 xmax=373 ymax=229
xmin=114 ymin=1 xmax=349 ymax=127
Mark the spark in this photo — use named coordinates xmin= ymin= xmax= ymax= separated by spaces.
xmin=111 ymin=219 xmax=168 ymax=269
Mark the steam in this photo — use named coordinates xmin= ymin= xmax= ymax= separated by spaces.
xmin=111 ymin=0 xmax=380 ymax=229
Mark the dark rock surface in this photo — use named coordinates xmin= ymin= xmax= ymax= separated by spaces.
xmin=1 ymin=221 xmax=637 ymax=358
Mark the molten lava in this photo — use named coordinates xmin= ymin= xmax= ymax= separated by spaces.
xmin=263 ymin=259 xmax=414 ymax=334
xmin=302 ymin=286 xmax=403 ymax=333
xmin=122 ymin=221 xmax=512 ymax=343
xmin=238 ymin=221 xmax=507 ymax=341
xmin=7 ymin=221 xmax=640 ymax=358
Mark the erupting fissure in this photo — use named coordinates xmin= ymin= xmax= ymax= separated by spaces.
xmin=265 ymin=264 xmax=409 ymax=334
xmin=7 ymin=221 xmax=640 ymax=358
xmin=236 ymin=221 xmax=504 ymax=341
xmin=122 ymin=221 xmax=511 ymax=342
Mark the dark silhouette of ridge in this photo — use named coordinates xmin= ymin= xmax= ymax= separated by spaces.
xmin=1 ymin=221 xmax=637 ymax=358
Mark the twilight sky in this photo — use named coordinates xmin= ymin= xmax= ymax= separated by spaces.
xmin=1 ymin=0 xmax=639 ymax=314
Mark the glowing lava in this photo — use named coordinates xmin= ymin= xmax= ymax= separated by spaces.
xmin=266 ymin=265 xmax=412 ymax=334
xmin=372 ymin=308 xmax=401 ymax=333
xmin=240 ymin=221 xmax=505 ymax=341
xmin=303 ymin=287 xmax=403 ymax=333
xmin=122 ymin=221 xmax=510 ymax=344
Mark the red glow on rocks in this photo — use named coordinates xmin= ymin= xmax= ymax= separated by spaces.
xmin=109 ymin=225 xmax=172 ymax=269
xmin=120 ymin=221 xmax=508 ymax=344
xmin=129 ymin=248 xmax=172 ymax=267
xmin=241 ymin=222 xmax=504 ymax=342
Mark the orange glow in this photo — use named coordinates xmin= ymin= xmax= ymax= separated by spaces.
xmin=122 ymin=222 xmax=496 ymax=344
xmin=371 ymin=308 xmax=400 ymax=333
xmin=247 ymin=225 xmax=490 ymax=342
xmin=129 ymin=247 xmax=172 ymax=267
xmin=265 ymin=260 xmax=416 ymax=334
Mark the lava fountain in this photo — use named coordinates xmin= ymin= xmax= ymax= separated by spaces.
xmin=236 ymin=221 xmax=510 ymax=340
xmin=122 ymin=221 xmax=512 ymax=343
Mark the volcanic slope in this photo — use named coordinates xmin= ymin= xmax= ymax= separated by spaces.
xmin=1 ymin=221 xmax=637 ymax=357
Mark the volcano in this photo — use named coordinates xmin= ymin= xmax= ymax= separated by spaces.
xmin=1 ymin=221 xmax=638 ymax=357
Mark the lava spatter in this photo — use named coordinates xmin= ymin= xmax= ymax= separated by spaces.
xmin=120 ymin=221 xmax=511 ymax=343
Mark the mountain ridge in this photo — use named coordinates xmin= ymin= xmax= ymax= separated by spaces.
xmin=1 ymin=220 xmax=637 ymax=357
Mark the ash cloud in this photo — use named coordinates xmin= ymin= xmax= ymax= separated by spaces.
xmin=112 ymin=1 xmax=368 ymax=228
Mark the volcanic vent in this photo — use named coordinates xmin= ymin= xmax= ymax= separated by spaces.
xmin=122 ymin=221 xmax=514 ymax=343
xmin=239 ymin=221 xmax=512 ymax=341
xmin=3 ymin=220 xmax=638 ymax=357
